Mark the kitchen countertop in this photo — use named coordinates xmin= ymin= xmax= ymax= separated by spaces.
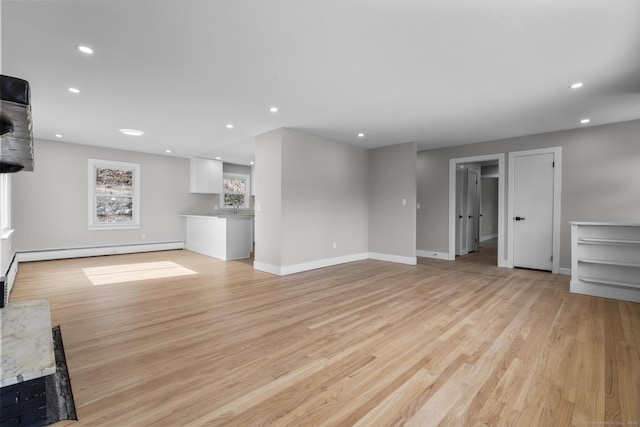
xmin=181 ymin=213 xmax=254 ymax=219
xmin=0 ymin=299 xmax=56 ymax=387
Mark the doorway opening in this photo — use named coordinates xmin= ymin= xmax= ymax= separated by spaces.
xmin=448 ymin=154 xmax=506 ymax=267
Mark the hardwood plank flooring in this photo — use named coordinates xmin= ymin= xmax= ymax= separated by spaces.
xmin=8 ymin=248 xmax=640 ymax=426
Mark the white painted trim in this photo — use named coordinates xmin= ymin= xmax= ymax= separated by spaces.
xmin=255 ymin=252 xmax=416 ymax=276
xmin=368 ymin=253 xmax=417 ymax=265
xmin=507 ymin=147 xmax=562 ymax=274
xmin=16 ymin=241 xmax=184 ymax=262
xmin=480 ymin=234 xmax=498 ymax=242
xmin=279 ymin=253 xmax=370 ymax=276
xmin=449 ymin=153 xmax=505 ymax=266
xmin=88 ymin=158 xmax=141 ymax=230
xmin=558 ymin=268 xmax=572 ymax=276
xmin=1 ymin=229 xmax=14 ymax=240
xmin=253 ymin=261 xmax=282 ymax=275
xmin=570 ymin=280 xmax=640 ymax=303
xmin=416 ymin=250 xmax=449 ymax=260
xmin=220 ymin=172 xmax=252 ymax=209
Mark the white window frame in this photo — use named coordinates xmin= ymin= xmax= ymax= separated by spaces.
xmin=0 ymin=174 xmax=13 ymax=239
xmin=220 ymin=172 xmax=251 ymax=210
xmin=88 ymin=159 xmax=140 ymax=230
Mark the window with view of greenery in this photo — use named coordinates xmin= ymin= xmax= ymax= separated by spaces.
xmin=221 ymin=173 xmax=250 ymax=209
xmin=88 ymin=159 xmax=140 ymax=229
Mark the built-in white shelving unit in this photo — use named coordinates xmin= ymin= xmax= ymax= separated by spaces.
xmin=570 ymin=222 xmax=640 ymax=303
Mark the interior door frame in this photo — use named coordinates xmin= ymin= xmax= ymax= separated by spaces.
xmin=448 ymin=153 xmax=506 ymax=266
xmin=507 ymin=147 xmax=562 ymax=273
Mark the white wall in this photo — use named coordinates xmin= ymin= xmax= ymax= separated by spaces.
xmin=417 ymin=119 xmax=640 ymax=270
xmin=281 ymin=129 xmax=369 ymax=266
xmin=254 ymin=129 xmax=283 ymax=269
xmin=11 ymin=138 xmax=213 ymax=251
xmin=369 ymin=142 xmax=417 ymax=262
xmin=254 ymin=128 xmax=370 ymax=273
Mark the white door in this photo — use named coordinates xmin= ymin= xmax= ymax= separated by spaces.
xmin=455 ymin=168 xmax=467 ymax=256
xmin=466 ymin=170 xmax=479 ymax=252
xmin=512 ymin=152 xmax=554 ymax=270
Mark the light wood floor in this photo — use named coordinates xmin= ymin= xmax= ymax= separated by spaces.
xmin=9 ymin=247 xmax=640 ymax=426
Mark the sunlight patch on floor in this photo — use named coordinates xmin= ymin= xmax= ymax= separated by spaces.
xmin=82 ymin=261 xmax=197 ymax=285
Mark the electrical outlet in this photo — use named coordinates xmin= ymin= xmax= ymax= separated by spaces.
xmin=332 ymin=242 xmax=337 ymax=249
xmin=417 ymin=203 xmax=421 ymax=209
xmin=402 ymin=198 xmax=407 ymax=206
xmin=141 ymin=234 xmax=146 ymax=240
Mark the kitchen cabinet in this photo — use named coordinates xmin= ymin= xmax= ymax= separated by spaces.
xmin=570 ymin=222 xmax=640 ymax=303
xmin=182 ymin=215 xmax=252 ymax=260
xmin=190 ymin=158 xmax=223 ymax=194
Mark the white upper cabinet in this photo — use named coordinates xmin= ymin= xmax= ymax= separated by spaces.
xmin=190 ymin=158 xmax=223 ymax=194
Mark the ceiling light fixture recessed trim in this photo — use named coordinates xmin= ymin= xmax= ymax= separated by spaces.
xmin=357 ymin=133 xmax=365 ymax=138
xmin=580 ymin=118 xmax=591 ymax=124
xmin=55 ymin=134 xmax=63 ymax=138
xmin=68 ymin=87 xmax=80 ymax=94
xmin=226 ymin=124 xmax=234 ymax=129
xmin=77 ymin=45 xmax=94 ymax=54
xmin=570 ymin=82 xmax=584 ymax=89
xmin=269 ymin=107 xmax=278 ymax=113
xmin=120 ymin=128 xmax=144 ymax=136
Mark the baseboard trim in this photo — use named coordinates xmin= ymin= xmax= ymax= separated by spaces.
xmin=255 ymin=252 xmax=417 ymax=276
xmin=558 ymin=268 xmax=571 ymax=276
xmin=570 ymin=279 xmax=640 ymax=303
xmin=280 ymin=253 xmax=369 ymax=276
xmin=16 ymin=241 xmax=184 ymax=262
xmin=252 ymin=262 xmax=282 ymax=276
xmin=416 ymin=250 xmax=449 ymax=260
xmin=480 ymin=234 xmax=498 ymax=242
xmin=367 ymin=253 xmax=417 ymax=265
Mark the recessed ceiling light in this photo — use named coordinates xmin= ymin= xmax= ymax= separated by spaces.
xmin=165 ymin=149 xmax=172 ymax=153
xmin=215 ymin=157 xmax=222 ymax=160
xmin=68 ymin=87 xmax=80 ymax=94
xmin=570 ymin=82 xmax=584 ymax=89
xmin=120 ymin=129 xmax=144 ymax=136
xmin=250 ymin=161 xmax=255 ymax=165
xmin=226 ymin=124 xmax=234 ymax=129
xmin=357 ymin=133 xmax=365 ymax=138
xmin=269 ymin=107 xmax=278 ymax=113
xmin=580 ymin=118 xmax=591 ymax=124
xmin=77 ymin=45 xmax=94 ymax=54
xmin=55 ymin=134 xmax=63 ymax=138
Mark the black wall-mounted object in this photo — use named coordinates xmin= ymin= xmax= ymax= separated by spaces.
xmin=0 ymin=75 xmax=34 ymax=173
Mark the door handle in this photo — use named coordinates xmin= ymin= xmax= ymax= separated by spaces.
xmin=468 ymin=215 xmax=473 ymax=218
xmin=514 ymin=216 xmax=526 ymax=221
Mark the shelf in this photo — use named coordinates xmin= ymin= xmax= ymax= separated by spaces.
xmin=578 ymin=237 xmax=640 ymax=245
xmin=577 ymin=258 xmax=640 ymax=268
xmin=571 ymin=223 xmax=640 ymax=302
xmin=578 ymin=276 xmax=640 ymax=290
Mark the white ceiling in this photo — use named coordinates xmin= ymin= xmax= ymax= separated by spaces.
xmin=3 ymin=0 xmax=640 ymax=165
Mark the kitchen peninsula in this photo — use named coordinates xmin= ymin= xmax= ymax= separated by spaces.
xmin=181 ymin=214 xmax=253 ymax=260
